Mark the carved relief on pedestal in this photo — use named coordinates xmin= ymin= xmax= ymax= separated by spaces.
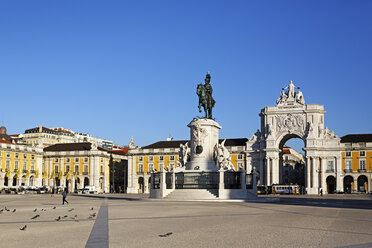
xmin=192 ymin=122 xmax=208 ymax=154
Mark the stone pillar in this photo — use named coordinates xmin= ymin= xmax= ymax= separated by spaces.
xmin=126 ymin=156 xmax=137 ymax=193
xmin=0 ymin=175 xmax=4 ymax=189
xmin=353 ymin=177 xmax=358 ymax=192
xmin=71 ymin=177 xmax=75 ymax=193
xmin=240 ymin=169 xmax=246 ymax=190
xmin=172 ymin=170 xmax=176 ymax=190
xmin=252 ymin=168 xmax=258 ymax=196
xmin=259 ymin=156 xmax=264 ymax=185
xmin=160 ymin=170 xmax=166 ymax=198
xmin=313 ymin=157 xmax=319 ymax=193
xmin=89 ymin=156 xmax=94 ymax=187
xmin=219 ymin=169 xmax=224 ymax=190
xmin=266 ymin=158 xmax=271 ymax=186
xmin=306 ymin=157 xmax=311 ymax=194
xmin=144 ymin=175 xmax=149 ymax=194
xmin=272 ymin=157 xmax=279 ymax=185
xmin=336 ymin=156 xmax=343 ymax=192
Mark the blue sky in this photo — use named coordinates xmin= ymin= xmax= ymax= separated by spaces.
xmin=0 ymin=1 xmax=371 ymax=150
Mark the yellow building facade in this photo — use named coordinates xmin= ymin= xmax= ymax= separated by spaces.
xmin=341 ymin=134 xmax=372 ymax=193
xmin=43 ymin=142 xmax=126 ymax=193
xmin=0 ymin=139 xmax=43 ymax=188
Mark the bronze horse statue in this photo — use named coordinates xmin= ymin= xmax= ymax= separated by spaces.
xmin=197 ymin=83 xmax=215 ymax=119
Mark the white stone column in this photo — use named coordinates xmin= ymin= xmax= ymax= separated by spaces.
xmin=313 ymin=157 xmax=319 ymax=193
xmin=306 ymin=157 xmax=311 ymax=193
xmin=336 ymin=156 xmax=343 ymax=192
xmin=266 ymin=158 xmax=271 ymax=185
xmin=126 ymin=156 xmax=137 ymax=193
xmin=144 ymin=175 xmax=149 ymax=194
xmin=93 ymin=156 xmax=100 ymax=191
xmin=272 ymin=157 xmax=279 ymax=185
xmin=259 ymin=157 xmax=264 ymax=185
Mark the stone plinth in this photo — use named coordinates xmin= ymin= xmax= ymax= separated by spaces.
xmin=186 ymin=118 xmax=221 ymax=171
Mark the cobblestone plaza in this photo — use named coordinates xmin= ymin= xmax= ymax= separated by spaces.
xmin=0 ymin=194 xmax=371 ymax=247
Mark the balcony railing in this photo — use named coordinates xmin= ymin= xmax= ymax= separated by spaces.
xmin=326 ymin=169 xmax=334 ymax=173
xmin=358 ymin=169 xmax=367 ymax=173
xmin=82 ymin=172 xmax=88 ymax=175
xmin=344 ymin=169 xmax=352 ymax=173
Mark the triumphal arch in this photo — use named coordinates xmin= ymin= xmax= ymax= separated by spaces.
xmin=246 ymin=81 xmax=342 ymax=194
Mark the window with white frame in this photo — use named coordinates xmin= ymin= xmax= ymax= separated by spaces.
xmin=66 ymin=165 xmax=70 ymax=172
xmin=359 ymin=160 xmax=366 ymax=170
xmin=100 ymin=165 xmax=103 ymax=173
xmin=75 ymin=158 xmax=79 ymax=163
xmin=238 ymin=154 xmax=243 ymax=160
xmin=139 ymin=156 xmax=143 ymax=162
xmin=327 ymin=161 xmax=334 ymax=171
xmin=31 ymin=155 xmax=35 ymax=160
xmin=6 ymin=153 xmax=10 ymax=158
xmin=138 ymin=164 xmax=143 ymax=173
xmin=55 ymin=165 xmax=58 ymax=173
xmin=159 ymin=156 xmax=164 ymax=161
xmin=31 ymin=162 xmax=35 ymax=171
xmin=6 ymin=160 xmax=10 ymax=169
xmin=15 ymin=153 xmax=19 ymax=159
xmin=55 ymin=158 xmax=59 ymax=163
xmin=149 ymin=156 xmax=153 ymax=162
xmin=15 ymin=161 xmax=18 ymax=169
xmin=170 ymin=156 xmax=175 ymax=161
xmin=84 ymin=158 xmax=88 ymax=163
xmin=238 ymin=162 xmax=243 ymax=168
xmin=170 ymin=163 xmax=175 ymax=170
xmin=360 ymin=151 xmax=365 ymax=157
xmin=345 ymin=160 xmax=352 ymax=170
xmin=84 ymin=164 xmax=88 ymax=172
xmin=23 ymin=154 xmax=27 ymax=159
xmin=345 ymin=151 xmax=351 ymax=157
xmin=149 ymin=163 xmax=154 ymax=172
xmin=75 ymin=165 xmax=79 ymax=173
xmin=66 ymin=158 xmax=70 ymax=163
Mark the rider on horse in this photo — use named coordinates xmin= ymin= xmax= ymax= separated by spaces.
xmin=197 ymin=72 xmax=216 ymax=119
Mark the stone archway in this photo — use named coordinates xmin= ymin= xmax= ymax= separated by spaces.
xmin=344 ymin=175 xmax=353 ymax=193
xmin=326 ymin=176 xmax=336 ymax=194
xmin=138 ymin=177 xmax=144 ymax=193
xmin=246 ymin=81 xmax=342 ymax=195
xmin=357 ymin=175 xmax=368 ymax=193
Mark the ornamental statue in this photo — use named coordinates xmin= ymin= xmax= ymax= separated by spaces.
xmin=196 ymin=72 xmax=216 ymax=119
xmin=276 ymin=80 xmax=305 ymax=105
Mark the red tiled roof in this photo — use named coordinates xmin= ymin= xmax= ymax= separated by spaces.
xmin=0 ymin=139 xmax=13 ymax=144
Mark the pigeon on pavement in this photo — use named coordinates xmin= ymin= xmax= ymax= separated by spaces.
xmin=55 ymin=216 xmax=61 ymax=221
xmin=20 ymin=225 xmax=27 ymax=231
xmin=31 ymin=214 xmax=40 ymax=220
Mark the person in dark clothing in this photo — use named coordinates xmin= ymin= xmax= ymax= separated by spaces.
xmin=62 ymin=190 xmax=69 ymax=205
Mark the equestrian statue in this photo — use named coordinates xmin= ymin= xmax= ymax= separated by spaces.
xmin=196 ymin=72 xmax=216 ymax=119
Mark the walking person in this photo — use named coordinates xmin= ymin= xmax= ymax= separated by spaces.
xmin=62 ymin=189 xmax=69 ymax=205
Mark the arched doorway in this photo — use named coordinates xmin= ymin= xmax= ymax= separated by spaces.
xmin=343 ymin=176 xmax=353 ymax=193
xmin=84 ymin=177 xmax=89 ymax=187
xmin=138 ymin=177 xmax=144 ymax=193
xmin=357 ymin=175 xmax=368 ymax=193
xmin=278 ymin=135 xmax=305 ymax=187
xmin=29 ymin=176 xmax=34 ymax=186
xmin=326 ymin=176 xmax=336 ymax=194
xmin=21 ymin=175 xmax=26 ymax=186
xmin=4 ymin=176 xmax=8 ymax=186
xmin=55 ymin=178 xmax=60 ymax=187
xmin=12 ymin=176 xmax=17 ymax=186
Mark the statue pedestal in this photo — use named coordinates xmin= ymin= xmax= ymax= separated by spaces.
xmin=186 ymin=118 xmax=221 ymax=171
